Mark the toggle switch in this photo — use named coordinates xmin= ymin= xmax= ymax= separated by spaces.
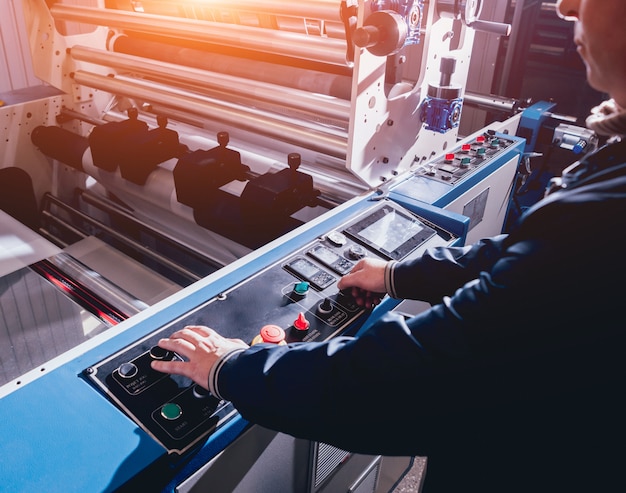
xmin=293 ymin=312 xmax=310 ymax=332
xmin=317 ymin=298 xmax=333 ymax=315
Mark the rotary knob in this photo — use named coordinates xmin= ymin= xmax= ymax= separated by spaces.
xmin=346 ymin=245 xmax=366 ymax=260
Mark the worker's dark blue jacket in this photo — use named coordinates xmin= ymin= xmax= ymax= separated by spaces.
xmin=215 ymin=139 xmax=626 ymax=492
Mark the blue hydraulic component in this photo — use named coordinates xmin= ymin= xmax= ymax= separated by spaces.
xmin=517 ymin=100 xmax=557 ymax=152
xmin=420 ymin=56 xmax=463 ymax=133
xmin=371 ymin=0 xmax=424 ymax=46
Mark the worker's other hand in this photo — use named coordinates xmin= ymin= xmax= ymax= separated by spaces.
xmin=151 ymin=325 xmax=249 ymax=389
xmin=336 ymin=257 xmax=388 ymax=308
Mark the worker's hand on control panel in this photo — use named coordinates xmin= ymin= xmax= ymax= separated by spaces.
xmin=151 ymin=325 xmax=249 ymax=389
xmin=336 ymin=257 xmax=388 ymax=309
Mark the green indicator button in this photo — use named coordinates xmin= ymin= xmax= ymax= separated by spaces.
xmin=294 ymin=281 xmax=310 ymax=295
xmin=161 ymin=402 xmax=182 ymax=420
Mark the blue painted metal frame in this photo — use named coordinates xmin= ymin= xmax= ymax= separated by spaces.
xmin=518 ymin=101 xmax=557 ymax=152
xmin=0 ymin=191 xmax=468 ymax=492
xmin=0 ymin=195 xmax=361 ymax=492
xmin=2 ymin=123 xmax=530 ymax=491
xmin=389 ymin=132 xmax=526 ymax=209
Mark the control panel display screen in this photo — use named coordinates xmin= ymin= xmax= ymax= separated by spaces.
xmin=310 ymin=245 xmax=342 ymax=266
xmin=344 ymin=203 xmax=436 ymax=260
xmin=289 ymin=258 xmax=320 ymax=279
xmin=307 ymin=245 xmax=354 ymax=275
xmin=284 ymin=257 xmax=336 ymax=290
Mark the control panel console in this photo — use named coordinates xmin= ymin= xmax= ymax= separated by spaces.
xmin=83 ymin=200 xmax=456 ymax=454
xmin=413 ymin=133 xmax=518 ymax=185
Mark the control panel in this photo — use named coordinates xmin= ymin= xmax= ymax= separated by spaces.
xmin=83 ymin=200 xmax=456 ymax=455
xmin=413 ymin=132 xmax=519 ymax=185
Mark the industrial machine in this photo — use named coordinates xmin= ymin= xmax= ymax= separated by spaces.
xmin=0 ymin=1 xmax=526 ymax=492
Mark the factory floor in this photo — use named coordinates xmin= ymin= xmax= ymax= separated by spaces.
xmin=392 ymin=457 xmax=427 ymax=493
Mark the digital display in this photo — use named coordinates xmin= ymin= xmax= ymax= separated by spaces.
xmin=311 ymin=246 xmax=341 ymax=265
xmin=284 ymin=256 xmax=336 ymax=290
xmin=344 ymin=203 xmax=437 ymax=260
xmin=307 ymin=245 xmax=354 ymax=275
xmin=358 ymin=210 xmax=425 ymax=253
xmin=289 ymin=258 xmax=320 ymax=279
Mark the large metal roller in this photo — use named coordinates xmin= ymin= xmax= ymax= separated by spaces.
xmin=50 ymin=4 xmax=349 ymax=66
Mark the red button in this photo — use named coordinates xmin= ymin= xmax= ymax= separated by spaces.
xmin=294 ymin=312 xmax=310 ymax=331
xmin=259 ymin=325 xmax=286 ymax=344
xmin=444 ymin=153 xmax=455 ymax=162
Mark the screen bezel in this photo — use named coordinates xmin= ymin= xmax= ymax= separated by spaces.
xmin=343 ymin=203 xmax=436 ymax=260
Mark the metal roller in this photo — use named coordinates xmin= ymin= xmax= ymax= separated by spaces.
xmin=71 ymin=70 xmax=349 ymax=159
xmin=110 ymin=35 xmax=353 ymax=100
xmin=463 ymin=91 xmax=521 ymax=114
xmin=50 ymin=4 xmax=348 ymax=66
xmin=152 ymin=0 xmax=344 ymax=23
xmin=69 ymin=45 xmax=351 ymax=124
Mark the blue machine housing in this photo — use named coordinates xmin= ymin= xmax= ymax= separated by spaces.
xmin=389 ymin=131 xmax=525 ymax=246
xmin=0 ymin=194 xmax=467 ymax=493
xmin=0 ymin=127 xmax=526 ymax=493
xmin=390 ymin=132 xmax=525 ymax=207
xmin=517 ymin=100 xmax=557 ymax=153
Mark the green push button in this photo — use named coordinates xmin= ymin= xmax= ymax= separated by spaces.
xmin=293 ymin=281 xmax=310 ymax=296
xmin=161 ymin=402 xmax=182 ymax=420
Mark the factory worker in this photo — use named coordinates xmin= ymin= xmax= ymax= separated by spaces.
xmin=152 ymin=1 xmax=626 ymax=491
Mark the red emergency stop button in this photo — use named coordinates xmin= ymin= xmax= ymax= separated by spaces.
xmin=252 ymin=324 xmax=287 ymax=345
